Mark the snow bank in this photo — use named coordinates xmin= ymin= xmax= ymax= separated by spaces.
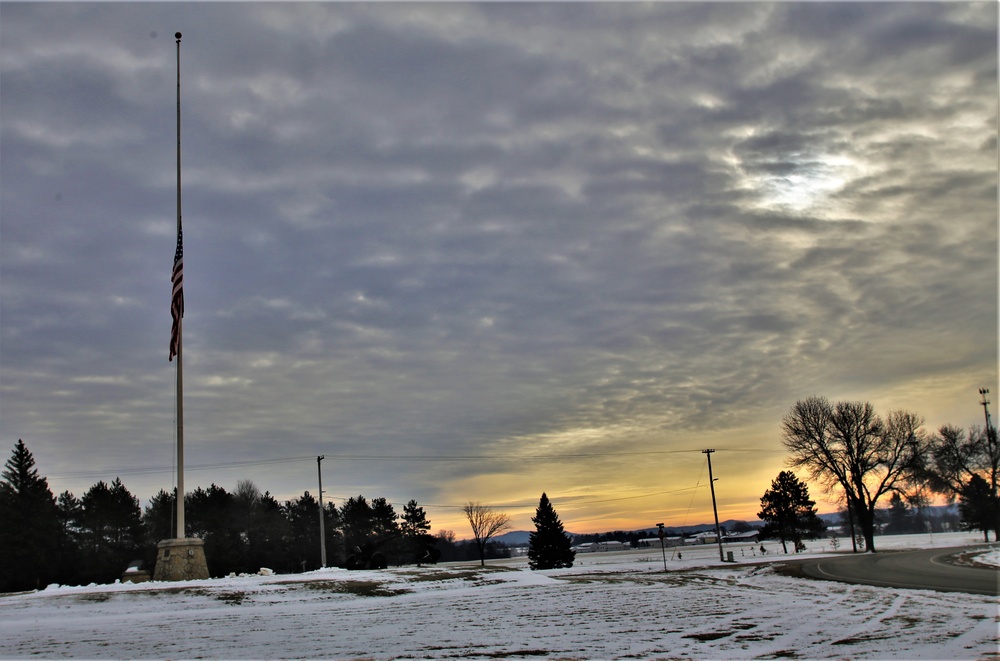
xmin=1 ymin=533 xmax=995 ymax=660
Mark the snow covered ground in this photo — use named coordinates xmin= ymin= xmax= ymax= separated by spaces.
xmin=1 ymin=532 xmax=996 ymax=660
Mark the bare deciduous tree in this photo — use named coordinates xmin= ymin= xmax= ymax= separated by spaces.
xmin=781 ymin=397 xmax=923 ymax=552
xmin=913 ymin=424 xmax=1000 ymax=540
xmin=462 ymin=501 xmax=512 ymax=566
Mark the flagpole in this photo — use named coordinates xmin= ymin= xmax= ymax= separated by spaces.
xmin=174 ymin=31 xmax=185 ymax=540
xmin=154 ymin=32 xmax=207 ymax=581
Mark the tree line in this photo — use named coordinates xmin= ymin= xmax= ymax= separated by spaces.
xmin=3 ymin=394 xmax=995 ymax=588
xmin=1 ymin=439 xmax=514 ymax=592
xmin=759 ymin=396 xmax=998 ymax=553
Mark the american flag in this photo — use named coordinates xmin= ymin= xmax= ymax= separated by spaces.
xmin=169 ymin=222 xmax=184 ymax=361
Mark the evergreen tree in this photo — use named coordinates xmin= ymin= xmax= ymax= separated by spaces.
xmin=55 ymin=491 xmax=84 ymax=585
xmin=370 ymin=497 xmax=403 ymax=564
xmin=286 ymin=491 xmax=322 ymax=571
xmin=959 ymin=474 xmax=997 ymax=542
xmin=0 ymin=440 xmax=62 ymax=591
xmin=528 ymin=493 xmax=575 ymax=570
xmin=340 ymin=495 xmax=374 ymax=564
xmin=251 ymin=491 xmax=292 ymax=572
xmin=757 ymin=471 xmax=825 ymax=553
xmin=884 ymin=492 xmax=913 ymax=534
xmin=370 ymin=497 xmax=399 ymax=538
xmin=143 ymin=489 xmax=176 ymax=545
xmin=338 ymin=495 xmax=400 ymax=568
xmin=401 ymin=499 xmax=437 ymax=564
xmin=108 ymin=479 xmax=145 ymax=568
xmin=77 ymin=478 xmax=145 ymax=584
xmin=321 ymin=501 xmax=345 ymax=568
xmin=187 ymin=484 xmax=243 ymax=576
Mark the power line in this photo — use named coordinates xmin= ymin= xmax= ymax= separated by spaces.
xmin=46 ymin=452 xmax=716 ymax=522
xmin=48 ymin=448 xmax=768 ymax=480
xmin=322 ymin=484 xmax=706 ymax=513
xmin=576 ymin=484 xmax=703 ymax=505
xmin=47 ymin=455 xmax=312 ymax=480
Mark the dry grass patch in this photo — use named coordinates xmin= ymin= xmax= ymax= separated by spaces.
xmin=294 ymin=579 xmax=410 ymax=597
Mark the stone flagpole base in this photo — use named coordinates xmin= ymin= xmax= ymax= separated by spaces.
xmin=153 ymin=538 xmax=209 ymax=581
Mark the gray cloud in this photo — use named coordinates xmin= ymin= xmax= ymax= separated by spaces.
xmin=1 ymin=2 xmax=996 ymax=532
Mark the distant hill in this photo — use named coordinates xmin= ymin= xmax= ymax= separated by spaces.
xmin=630 ymin=519 xmax=764 ymax=536
xmin=494 ymin=521 xmax=753 ymax=546
xmin=495 ymin=530 xmax=532 ymax=546
xmin=489 ymin=506 xmax=958 ymax=545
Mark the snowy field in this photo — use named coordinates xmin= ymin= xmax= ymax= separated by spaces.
xmin=1 ymin=532 xmax=996 ymax=660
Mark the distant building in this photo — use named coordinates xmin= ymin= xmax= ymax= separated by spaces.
xmin=637 ymin=536 xmax=684 ymax=548
xmin=571 ymin=540 xmax=628 ymax=553
xmin=687 ymin=531 xmax=718 ymax=545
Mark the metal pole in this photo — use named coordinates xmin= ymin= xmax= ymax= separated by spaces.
xmin=317 ymin=455 xmax=327 ymax=568
xmin=980 ymin=389 xmax=998 ymax=540
xmin=174 ymin=31 xmax=185 ymax=540
xmin=846 ymin=497 xmax=858 ymax=553
xmin=703 ymin=449 xmax=725 ymax=562
xmin=656 ymin=523 xmax=667 ymax=571
xmin=980 ymin=389 xmax=997 ymax=492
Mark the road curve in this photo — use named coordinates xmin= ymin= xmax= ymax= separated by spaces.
xmin=785 ymin=545 xmax=999 ymax=596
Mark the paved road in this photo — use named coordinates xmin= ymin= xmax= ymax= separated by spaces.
xmin=788 ymin=545 xmax=999 ymax=596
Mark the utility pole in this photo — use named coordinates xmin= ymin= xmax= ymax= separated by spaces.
xmin=317 ymin=455 xmax=327 ymax=568
xmin=979 ymin=389 xmax=998 ymax=521
xmin=656 ymin=523 xmax=667 ymax=571
xmin=703 ymin=449 xmax=725 ymax=562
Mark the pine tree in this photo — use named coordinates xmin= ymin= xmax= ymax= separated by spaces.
xmin=959 ymin=474 xmax=997 ymax=542
xmin=340 ymin=494 xmax=373 ymax=564
xmin=0 ymin=440 xmax=62 ymax=591
xmin=884 ymin=492 xmax=913 ymax=534
xmin=370 ymin=497 xmax=399 ymax=539
xmin=369 ymin=497 xmax=401 ymax=566
xmin=78 ymin=478 xmax=145 ymax=583
xmin=757 ymin=471 xmax=825 ymax=553
xmin=143 ymin=489 xmax=177 ymax=544
xmin=187 ymin=483 xmax=242 ymax=576
xmin=401 ymin=499 xmax=437 ymax=564
xmin=256 ymin=491 xmax=293 ymax=572
xmin=54 ymin=490 xmax=84 ymax=585
xmin=286 ymin=491 xmax=322 ymax=571
xmin=528 ymin=493 xmax=575 ymax=570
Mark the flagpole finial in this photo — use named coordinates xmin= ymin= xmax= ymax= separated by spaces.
xmin=175 ymin=32 xmax=182 ymax=41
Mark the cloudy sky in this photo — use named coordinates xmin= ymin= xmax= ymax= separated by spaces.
xmin=1 ymin=2 xmax=997 ymax=535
